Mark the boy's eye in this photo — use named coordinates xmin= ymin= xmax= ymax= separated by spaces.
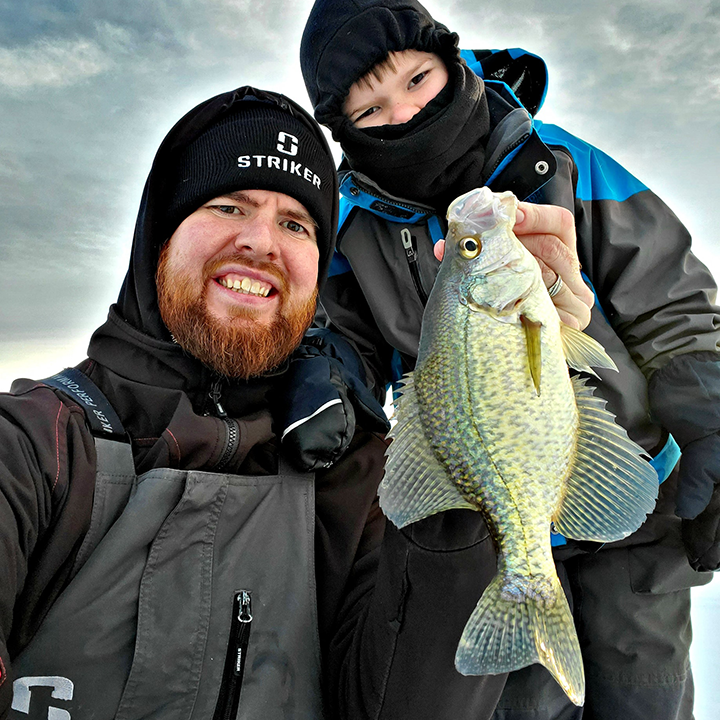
xmin=355 ymin=106 xmax=379 ymax=122
xmin=409 ymin=71 xmax=427 ymax=88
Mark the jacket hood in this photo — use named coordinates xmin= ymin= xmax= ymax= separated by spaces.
xmin=301 ymin=0 xmax=459 ymax=125
xmin=87 ymin=87 xmax=338 ymax=413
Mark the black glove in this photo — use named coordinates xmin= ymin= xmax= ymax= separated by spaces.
xmin=648 ymin=351 xmax=720 ymax=571
xmin=277 ymin=328 xmax=390 ymax=471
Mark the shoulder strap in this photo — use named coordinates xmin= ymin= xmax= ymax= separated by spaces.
xmin=41 ymin=367 xmax=128 ymax=442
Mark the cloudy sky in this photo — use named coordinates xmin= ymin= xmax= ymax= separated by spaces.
xmin=1 ymin=0 xmax=719 ymax=389
xmin=0 ymin=0 xmax=718 ymax=713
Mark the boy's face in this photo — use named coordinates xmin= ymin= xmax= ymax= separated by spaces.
xmin=343 ymin=50 xmax=448 ymax=128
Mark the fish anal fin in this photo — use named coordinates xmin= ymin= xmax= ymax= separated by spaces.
xmin=455 ymin=568 xmax=584 ymax=706
xmin=521 ymin=315 xmax=543 ymax=395
xmin=560 ymin=323 xmax=617 ymax=376
xmin=380 ymin=374 xmax=478 ymax=528
xmin=554 ymin=376 xmax=659 ymax=542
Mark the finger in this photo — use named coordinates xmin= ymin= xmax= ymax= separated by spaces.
xmin=515 ymin=203 xmax=583 ymax=283
xmin=515 ymin=205 xmax=595 ymax=314
xmin=521 ymin=233 xmax=594 ymax=307
xmin=553 ymin=288 xmax=592 ymax=330
xmin=534 ymin=256 xmax=559 ymax=288
xmin=515 ymin=202 xmax=577 ymax=253
xmin=434 ymin=238 xmax=445 ymax=262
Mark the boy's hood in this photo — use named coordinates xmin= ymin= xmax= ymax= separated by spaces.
xmin=301 ymin=0 xmax=459 ymax=124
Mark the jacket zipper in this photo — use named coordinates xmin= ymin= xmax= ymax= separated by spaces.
xmin=213 ymin=591 xmax=253 ymax=720
xmin=216 ymin=418 xmax=239 ymax=472
xmin=349 ymin=175 xmax=433 ymax=214
xmin=401 ymin=228 xmax=428 ymax=305
xmin=208 ymin=378 xmax=240 ymax=472
xmin=209 ymin=378 xmax=227 ymax=417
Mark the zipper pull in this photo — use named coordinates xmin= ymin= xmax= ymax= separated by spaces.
xmin=401 ymin=228 xmax=417 ymax=263
xmin=209 ymin=378 xmax=227 ymax=417
xmin=234 ymin=591 xmax=253 ymax=676
xmin=213 ymin=590 xmax=253 ymax=720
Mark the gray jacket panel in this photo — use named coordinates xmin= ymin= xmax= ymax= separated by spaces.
xmin=10 ymin=442 xmax=322 ymax=720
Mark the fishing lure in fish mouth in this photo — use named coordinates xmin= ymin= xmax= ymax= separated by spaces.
xmin=380 ymin=187 xmax=659 ymax=707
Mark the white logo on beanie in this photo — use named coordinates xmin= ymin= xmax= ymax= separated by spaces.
xmin=276 ymin=131 xmax=299 ymax=156
xmin=237 ymin=128 xmax=322 ymax=190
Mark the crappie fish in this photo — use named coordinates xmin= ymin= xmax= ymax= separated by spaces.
xmin=379 ymin=187 xmax=658 ymax=706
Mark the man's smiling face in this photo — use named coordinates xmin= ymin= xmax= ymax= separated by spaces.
xmin=156 ymin=188 xmax=320 ymax=378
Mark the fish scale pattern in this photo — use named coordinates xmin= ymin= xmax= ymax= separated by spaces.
xmin=416 ymin=260 xmax=577 ymax=584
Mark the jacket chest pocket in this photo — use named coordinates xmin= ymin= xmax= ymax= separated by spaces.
xmin=11 ymin=469 xmax=323 ymax=720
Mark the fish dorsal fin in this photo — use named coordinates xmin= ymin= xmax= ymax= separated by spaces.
xmin=379 ymin=374 xmax=479 ymax=528
xmin=560 ymin=323 xmax=617 ymax=376
xmin=553 ymin=376 xmax=658 ymax=542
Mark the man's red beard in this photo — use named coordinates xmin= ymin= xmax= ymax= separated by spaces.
xmin=156 ymin=245 xmax=317 ymax=379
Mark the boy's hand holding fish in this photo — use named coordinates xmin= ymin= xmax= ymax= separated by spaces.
xmin=434 ymin=201 xmax=594 ymax=330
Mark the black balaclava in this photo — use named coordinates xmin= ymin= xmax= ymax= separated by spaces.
xmin=300 ymin=0 xmax=490 ymax=210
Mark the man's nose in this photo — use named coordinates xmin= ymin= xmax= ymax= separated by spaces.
xmin=390 ymin=102 xmax=419 ymax=125
xmin=233 ymin=216 xmax=278 ymax=258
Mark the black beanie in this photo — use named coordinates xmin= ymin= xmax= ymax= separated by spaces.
xmin=166 ymin=97 xmax=337 ymax=281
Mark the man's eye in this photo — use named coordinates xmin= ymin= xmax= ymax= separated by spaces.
xmin=215 ymin=205 xmax=241 ymax=214
xmin=409 ymin=71 xmax=427 ymax=88
xmin=282 ymin=220 xmax=307 ymax=234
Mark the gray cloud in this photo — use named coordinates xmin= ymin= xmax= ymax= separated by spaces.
xmin=1 ymin=0 xmax=717 ymax=387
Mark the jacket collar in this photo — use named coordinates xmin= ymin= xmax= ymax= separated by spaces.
xmin=88 ymin=305 xmax=280 ymax=419
xmin=337 ymin=83 xmax=557 ymax=217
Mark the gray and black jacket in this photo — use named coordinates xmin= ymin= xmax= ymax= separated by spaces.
xmin=320 ymin=48 xmax=720 ymax=494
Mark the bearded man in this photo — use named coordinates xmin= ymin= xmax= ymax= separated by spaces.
xmin=0 ymin=86 xmax=513 ymax=720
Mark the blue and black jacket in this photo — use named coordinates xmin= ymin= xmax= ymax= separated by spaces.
xmin=320 ymin=48 xmax=720 ymax=494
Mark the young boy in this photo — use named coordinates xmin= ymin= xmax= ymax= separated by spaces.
xmin=300 ymin=1 xmax=720 ymax=718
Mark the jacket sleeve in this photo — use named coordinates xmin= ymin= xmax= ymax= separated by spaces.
xmin=316 ymin=430 xmax=506 ymax=720
xmin=318 ymin=263 xmax=397 ymax=404
xmin=545 ymin=125 xmax=720 ymax=376
xmin=0 ymin=385 xmax=95 ymax=717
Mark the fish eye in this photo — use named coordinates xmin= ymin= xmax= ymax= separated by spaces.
xmin=459 ymin=236 xmax=481 ymax=259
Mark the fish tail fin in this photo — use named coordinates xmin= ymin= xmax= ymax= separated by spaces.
xmin=455 ymin=570 xmax=585 ymax=706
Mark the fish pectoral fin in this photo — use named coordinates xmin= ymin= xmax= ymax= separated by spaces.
xmin=553 ymin=376 xmax=659 ymax=542
xmin=380 ymin=374 xmax=478 ymax=528
xmin=560 ymin=323 xmax=617 ymax=376
xmin=455 ymin=567 xmax=584 ymax=706
xmin=520 ymin=315 xmax=542 ymax=395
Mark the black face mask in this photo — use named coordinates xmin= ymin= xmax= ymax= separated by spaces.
xmin=334 ymin=60 xmax=491 ymax=211
xmin=360 ymin=77 xmax=455 ymax=140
